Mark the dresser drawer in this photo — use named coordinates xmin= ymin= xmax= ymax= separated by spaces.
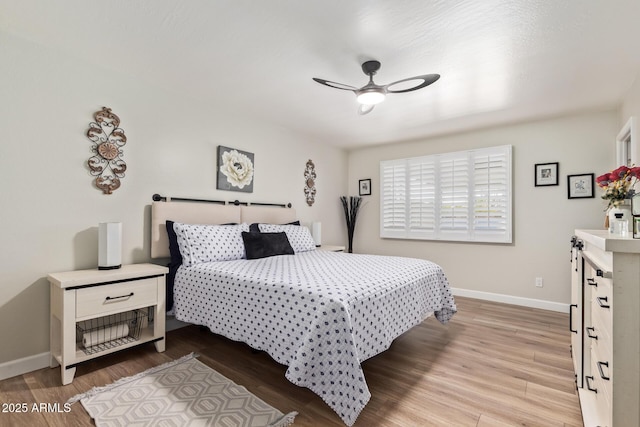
xmin=591 ymin=279 xmax=612 ymax=324
xmin=590 ymin=349 xmax=612 ymax=422
xmin=76 ymin=277 xmax=158 ymax=319
xmin=591 ymin=302 xmax=612 ymax=344
xmin=587 ymin=324 xmax=610 ymax=355
xmin=591 ymin=340 xmax=612 ymax=385
xmin=584 ymin=269 xmax=612 ymax=292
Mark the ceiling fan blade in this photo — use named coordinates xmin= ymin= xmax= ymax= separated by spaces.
xmin=312 ymin=78 xmax=358 ymax=92
xmin=385 ymin=74 xmax=440 ymax=93
xmin=358 ymin=104 xmax=375 ymax=115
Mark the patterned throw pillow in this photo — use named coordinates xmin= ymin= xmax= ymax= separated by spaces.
xmin=173 ymin=223 xmax=249 ymax=266
xmin=258 ymin=224 xmax=316 ymax=253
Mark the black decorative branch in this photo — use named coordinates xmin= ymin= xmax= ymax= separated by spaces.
xmin=340 ymin=196 xmax=363 ymax=253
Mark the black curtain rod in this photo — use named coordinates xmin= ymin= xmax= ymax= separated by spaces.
xmin=246 ymin=201 xmax=292 ymax=208
xmin=152 ymin=194 xmax=291 ymax=208
xmin=152 ymin=194 xmax=225 ymax=204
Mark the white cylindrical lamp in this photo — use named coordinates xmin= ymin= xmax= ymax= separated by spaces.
xmin=98 ymin=222 xmax=122 ymax=270
xmin=311 ymin=222 xmax=322 ymax=247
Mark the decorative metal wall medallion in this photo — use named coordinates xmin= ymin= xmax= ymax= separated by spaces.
xmin=304 ymin=159 xmax=317 ymax=206
xmin=87 ymin=107 xmax=127 ymax=194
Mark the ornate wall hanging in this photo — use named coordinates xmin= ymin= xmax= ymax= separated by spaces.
xmin=216 ymin=145 xmax=254 ymax=193
xmin=304 ymin=159 xmax=317 ymax=206
xmin=87 ymin=107 xmax=127 ymax=194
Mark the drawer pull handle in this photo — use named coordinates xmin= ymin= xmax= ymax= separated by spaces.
xmin=597 ymin=361 xmax=610 ymax=381
xmin=586 ymin=327 xmax=598 ymax=340
xmin=586 ymin=278 xmax=597 ymax=287
xmin=569 ymin=304 xmax=578 ymax=333
xmin=105 ymin=292 xmax=134 ymax=301
xmin=585 ymin=376 xmax=597 ymax=393
xmin=597 ymin=296 xmax=610 ymax=309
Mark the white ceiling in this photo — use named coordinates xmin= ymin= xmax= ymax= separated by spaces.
xmin=3 ymin=0 xmax=640 ymax=149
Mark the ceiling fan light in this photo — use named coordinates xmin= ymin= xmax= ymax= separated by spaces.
xmin=356 ymin=90 xmax=385 ymax=105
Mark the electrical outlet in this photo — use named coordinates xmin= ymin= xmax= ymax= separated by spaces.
xmin=535 ymin=277 xmax=543 ymax=288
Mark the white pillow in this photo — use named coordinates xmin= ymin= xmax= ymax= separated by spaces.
xmin=173 ymin=222 xmax=249 ymax=266
xmin=258 ymin=224 xmax=316 ymax=253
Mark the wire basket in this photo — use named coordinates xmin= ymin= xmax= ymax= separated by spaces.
xmin=76 ymin=309 xmax=148 ymax=355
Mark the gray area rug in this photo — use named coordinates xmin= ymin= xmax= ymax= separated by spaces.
xmin=68 ymin=353 xmax=297 ymax=426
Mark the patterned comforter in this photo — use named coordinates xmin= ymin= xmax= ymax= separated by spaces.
xmin=173 ymin=250 xmax=456 ymax=425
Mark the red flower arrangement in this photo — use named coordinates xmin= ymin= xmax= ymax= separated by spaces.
xmin=596 ymin=165 xmax=640 ymax=209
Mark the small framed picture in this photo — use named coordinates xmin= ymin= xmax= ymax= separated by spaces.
xmin=535 ymin=162 xmax=559 ymax=186
xmin=359 ymin=179 xmax=372 ymax=196
xmin=567 ymin=173 xmax=595 ymax=199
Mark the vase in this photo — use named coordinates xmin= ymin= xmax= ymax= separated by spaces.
xmin=340 ymin=196 xmax=362 ymax=253
xmin=607 ymin=202 xmax=632 ymax=234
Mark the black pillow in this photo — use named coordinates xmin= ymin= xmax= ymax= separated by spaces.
xmin=166 ymin=220 xmax=182 ymax=268
xmin=249 ymin=220 xmax=300 ymax=233
xmin=165 ymin=221 xmax=182 ymax=311
xmin=241 ymin=232 xmax=294 ymax=259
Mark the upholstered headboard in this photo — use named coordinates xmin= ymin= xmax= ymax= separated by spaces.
xmin=150 ymin=201 xmax=297 ymax=258
xmin=240 ymin=205 xmax=297 ymax=225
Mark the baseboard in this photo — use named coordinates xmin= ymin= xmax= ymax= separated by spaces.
xmin=451 ymin=287 xmax=569 ymax=313
xmin=0 ymin=352 xmax=50 ymax=381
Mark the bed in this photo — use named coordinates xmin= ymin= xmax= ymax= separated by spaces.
xmin=151 ymin=199 xmax=456 ymax=426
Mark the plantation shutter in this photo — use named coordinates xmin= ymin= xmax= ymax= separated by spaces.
xmin=472 ymin=148 xmax=511 ymax=241
xmin=408 ymin=158 xmax=436 ymax=238
xmin=380 ymin=145 xmax=512 ymax=243
xmin=380 ymin=159 xmax=407 ymax=238
xmin=438 ymin=154 xmax=470 ymax=239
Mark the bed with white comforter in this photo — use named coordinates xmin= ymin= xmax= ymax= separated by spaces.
xmin=173 ymin=249 xmax=456 ymax=426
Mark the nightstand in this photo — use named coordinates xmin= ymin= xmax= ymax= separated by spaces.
xmin=317 ymin=245 xmax=346 ymax=252
xmin=48 ymin=263 xmax=168 ymax=385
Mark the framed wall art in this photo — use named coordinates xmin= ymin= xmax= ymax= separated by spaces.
xmin=216 ymin=145 xmax=254 ymax=193
xmin=535 ymin=162 xmax=559 ymax=187
xmin=567 ymin=173 xmax=594 ymax=199
xmin=359 ymin=179 xmax=371 ymax=196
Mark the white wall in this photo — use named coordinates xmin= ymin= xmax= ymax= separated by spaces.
xmin=0 ymin=32 xmax=348 ymax=366
xmin=347 ymin=111 xmax=619 ymax=307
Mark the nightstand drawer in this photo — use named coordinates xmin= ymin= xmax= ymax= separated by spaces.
xmin=76 ymin=277 xmax=158 ymax=318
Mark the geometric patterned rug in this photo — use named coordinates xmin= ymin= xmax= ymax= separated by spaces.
xmin=67 ymin=353 xmax=297 ymax=427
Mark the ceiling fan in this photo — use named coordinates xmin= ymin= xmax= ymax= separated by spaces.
xmin=312 ymin=60 xmax=440 ymax=115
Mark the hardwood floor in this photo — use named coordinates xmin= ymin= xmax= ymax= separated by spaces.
xmin=0 ymin=297 xmax=583 ymax=426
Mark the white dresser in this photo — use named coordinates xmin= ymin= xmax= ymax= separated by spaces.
xmin=571 ymin=230 xmax=640 ymax=426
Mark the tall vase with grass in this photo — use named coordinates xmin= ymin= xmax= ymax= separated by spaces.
xmin=340 ymin=196 xmax=362 ymax=253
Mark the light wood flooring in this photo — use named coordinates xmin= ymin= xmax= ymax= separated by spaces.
xmin=0 ymin=297 xmax=583 ymax=426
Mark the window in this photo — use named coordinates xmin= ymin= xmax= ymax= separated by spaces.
xmin=380 ymin=145 xmax=512 ymax=243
